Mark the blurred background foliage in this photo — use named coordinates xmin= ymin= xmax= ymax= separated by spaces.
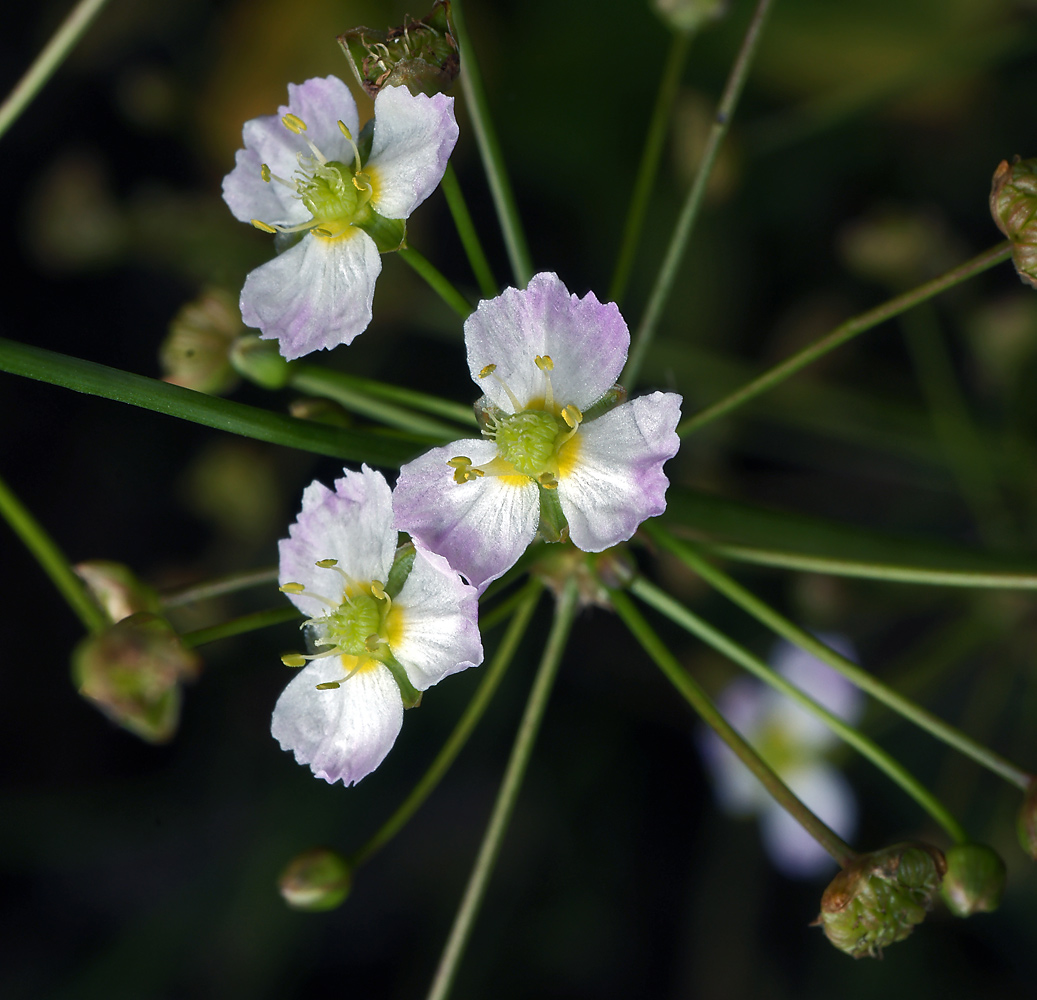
xmin=4 ymin=0 xmax=1037 ymax=997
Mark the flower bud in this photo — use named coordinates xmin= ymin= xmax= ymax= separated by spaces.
xmin=278 ymin=848 xmax=352 ymax=911
xmin=816 ymin=842 xmax=946 ymax=958
xmin=74 ymin=560 xmax=160 ymax=624
xmin=72 ymin=612 xmax=201 ymax=744
xmin=229 ymin=335 xmax=294 ymax=389
xmin=1017 ymin=779 xmax=1037 ymax=859
xmin=288 ymin=397 xmax=353 ymax=428
xmin=652 ymin=0 xmax=730 ymax=35
xmin=990 ymin=157 xmax=1037 ymax=289
xmin=940 ymin=843 xmax=1006 ymax=917
xmin=160 ymin=288 xmax=243 ymax=394
xmin=338 ymin=1 xmax=459 ymax=99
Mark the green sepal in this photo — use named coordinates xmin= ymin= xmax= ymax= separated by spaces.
xmin=355 ymin=119 xmax=375 ymax=167
xmin=355 ymin=210 xmax=407 ymax=253
xmin=582 ymin=383 xmax=628 ymax=423
xmin=383 ymin=655 xmax=422 ymax=708
xmin=536 ymin=484 xmax=570 ymax=544
xmin=385 ymin=542 xmax=416 ymax=599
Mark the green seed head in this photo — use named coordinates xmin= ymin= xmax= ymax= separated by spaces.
xmin=494 ymin=409 xmax=565 ymax=479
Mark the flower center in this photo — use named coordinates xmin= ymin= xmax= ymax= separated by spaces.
xmin=493 ymin=410 xmax=566 ymax=479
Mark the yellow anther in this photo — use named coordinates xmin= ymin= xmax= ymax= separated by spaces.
xmin=282 ymin=112 xmax=307 ymax=133
xmin=279 ymin=582 xmax=306 ymax=594
xmin=561 ymin=404 xmax=583 ymax=429
xmin=337 ymin=120 xmax=353 ymax=140
xmin=534 ymin=355 xmax=554 ymax=371
xmin=281 ymin=653 xmax=307 ymax=667
xmin=447 ymin=456 xmax=473 ymax=468
xmin=260 ymin=164 xmax=272 ymax=183
xmin=352 ymin=172 xmax=372 ymax=193
xmin=311 ymin=226 xmax=334 ymax=237
xmin=315 ymin=558 xmax=338 ymax=568
xmin=365 ymin=634 xmax=384 ymax=652
xmin=538 ymin=473 xmax=559 ymax=490
xmin=315 ymin=681 xmax=341 ymax=690
xmin=251 ymin=219 xmax=278 ymax=234
xmin=479 ymin=364 xmax=497 ymax=378
xmin=370 ymin=580 xmax=390 ymax=607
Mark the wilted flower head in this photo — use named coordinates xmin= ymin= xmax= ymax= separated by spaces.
xmin=222 ymin=76 xmax=457 ymax=359
xmin=698 ymin=635 xmax=863 ymax=878
xmin=990 ymin=157 xmax=1037 ymax=289
xmin=940 ymin=843 xmax=1006 ymax=918
xmin=273 ymin=466 xmax=482 ymax=786
xmin=278 ymin=847 xmax=352 ymax=911
xmin=393 ymin=272 xmax=682 ymax=592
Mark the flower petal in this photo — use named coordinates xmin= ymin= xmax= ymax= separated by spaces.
xmin=759 ymin=764 xmax=857 ymax=879
xmin=465 ymin=273 xmax=630 ymax=413
xmin=391 ymin=545 xmax=483 ymax=690
xmin=240 ymin=228 xmax=381 ymax=359
xmin=394 ymin=441 xmax=540 ymax=592
xmin=559 ymin=391 xmax=682 ymax=551
xmin=367 ymin=87 xmax=458 ymax=220
xmin=279 ymin=466 xmax=396 ymax=618
xmin=271 ymin=657 xmax=403 ymax=786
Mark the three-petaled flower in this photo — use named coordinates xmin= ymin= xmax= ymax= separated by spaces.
xmin=222 ymin=75 xmax=458 ymax=359
xmin=272 ymin=466 xmax=482 ymax=786
xmin=393 ymin=272 xmax=682 ymax=592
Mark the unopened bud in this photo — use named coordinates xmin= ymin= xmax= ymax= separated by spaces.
xmin=990 ymin=157 xmax=1037 ymax=289
xmin=816 ymin=842 xmax=946 ymax=958
xmin=230 ymin=335 xmax=294 ymax=389
xmin=339 ymin=1 xmax=458 ymax=98
xmin=652 ymin=0 xmax=730 ymax=35
xmin=288 ymin=397 xmax=353 ymax=427
xmin=72 ymin=612 xmax=201 ymax=743
xmin=160 ymin=288 xmax=243 ymax=394
xmin=278 ymin=848 xmax=352 ymax=911
xmin=74 ymin=560 xmax=160 ymax=624
xmin=1017 ymin=779 xmax=1037 ymax=859
xmin=940 ymin=843 xmax=1006 ymax=917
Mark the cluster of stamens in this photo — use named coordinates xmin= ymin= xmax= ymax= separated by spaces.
xmin=249 ymin=114 xmax=374 ymax=240
xmin=449 ymin=354 xmax=582 ymax=488
xmin=279 ymin=558 xmax=393 ymax=691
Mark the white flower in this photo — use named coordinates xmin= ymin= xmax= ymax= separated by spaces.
xmin=272 ymin=466 xmax=482 ymax=786
xmin=393 ymin=272 xmax=682 ymax=592
xmin=698 ymin=635 xmax=863 ymax=879
xmin=222 ymin=76 xmax=458 ymax=359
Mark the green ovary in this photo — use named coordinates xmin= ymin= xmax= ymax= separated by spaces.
xmin=494 ymin=410 xmax=566 ymax=479
xmin=323 ymin=592 xmax=384 ymax=657
xmin=299 ymin=161 xmax=366 ymax=233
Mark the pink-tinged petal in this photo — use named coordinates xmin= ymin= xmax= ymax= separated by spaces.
xmin=465 ymin=273 xmax=629 ymax=413
xmin=391 ymin=546 xmax=483 ymax=690
xmin=271 ymin=657 xmax=403 ymax=787
xmin=367 ymin=87 xmax=458 ymax=220
xmin=222 ymin=77 xmax=359 ymax=227
xmin=759 ymin=765 xmax=857 ymax=879
xmin=559 ymin=391 xmax=682 ymax=552
xmin=279 ymin=467 xmax=396 ymax=618
xmin=240 ymin=228 xmax=381 ymax=359
xmin=394 ymin=441 xmax=540 ymax=592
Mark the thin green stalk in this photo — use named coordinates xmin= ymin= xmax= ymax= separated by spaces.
xmin=0 ymin=470 xmax=108 ymax=633
xmin=478 ymin=579 xmax=541 ymax=633
xmin=630 ymin=576 xmax=969 ymax=844
xmin=624 ymin=0 xmax=777 ymax=386
xmin=425 ymin=579 xmax=578 ymax=1000
xmin=677 ymin=242 xmax=1013 ymax=436
xmin=351 ymin=581 xmax=542 ymax=868
xmin=441 ymin=162 xmax=497 ymax=299
xmin=609 ymin=587 xmax=857 ymax=866
xmin=289 ymin=366 xmax=463 ymax=441
xmin=0 ymin=0 xmax=110 ymax=141
xmin=398 ymin=247 xmax=473 ymax=319
xmin=0 ymin=338 xmax=419 ymax=466
xmin=610 ymin=30 xmax=692 ymax=306
xmin=161 ymin=567 xmax=279 ymax=609
xmin=647 ymin=525 xmax=1033 ymax=790
xmin=451 ymin=0 xmax=533 ymax=286
xmin=179 ymin=605 xmax=301 ymax=649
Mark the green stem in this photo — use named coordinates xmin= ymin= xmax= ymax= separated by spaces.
xmin=351 ymin=581 xmax=541 ymax=868
xmin=451 ymin=0 xmax=533 ymax=286
xmin=623 ymin=0 xmax=777 ymax=386
xmin=647 ymin=525 xmax=1033 ymax=790
xmin=441 ymin=162 xmax=497 ymax=299
xmin=610 ymin=30 xmax=692 ymax=306
xmin=179 ymin=605 xmax=301 ymax=649
xmin=609 ymin=587 xmax=857 ymax=867
xmin=630 ymin=576 xmax=969 ymax=844
xmin=677 ymin=242 xmax=1013 ymax=436
xmin=398 ymin=247 xmax=473 ymax=319
xmin=0 ymin=470 xmax=108 ymax=634
xmin=160 ymin=567 xmax=279 ymax=609
xmin=0 ymin=338 xmax=419 ymax=466
xmin=289 ymin=365 xmax=464 ymax=441
xmin=0 ymin=0 xmax=110 ymax=141
xmin=425 ymin=579 xmax=577 ymax=1000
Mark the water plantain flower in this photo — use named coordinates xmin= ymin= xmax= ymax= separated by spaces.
xmin=393 ymin=272 xmax=682 ymax=592
xmin=222 ymin=76 xmax=457 ymax=359
xmin=273 ymin=466 xmax=482 ymax=786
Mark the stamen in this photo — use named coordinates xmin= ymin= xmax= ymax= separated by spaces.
xmin=448 ymin=456 xmax=485 ymax=484
xmin=364 ymin=634 xmax=386 ymax=652
xmin=561 ymin=404 xmax=583 ymax=430
xmin=281 ymin=653 xmax=307 ymax=667
xmin=312 ymin=226 xmax=334 ymax=237
xmin=282 ymin=113 xmax=308 ymax=134
xmin=479 ymin=364 xmax=497 ymax=378
xmin=315 ymin=559 xmax=338 ymax=568
xmin=478 ymin=363 xmax=523 ymax=412
xmin=536 ymin=355 xmax=556 ymax=411
xmin=534 ymin=355 xmax=554 ymax=371
xmin=280 ymin=582 xmax=305 ymax=594
xmin=370 ymin=579 xmax=391 ymax=609
xmin=316 ymin=681 xmax=341 ymax=690
xmin=538 ymin=473 xmax=559 ymax=490
xmin=251 ymin=219 xmax=278 ymax=234
xmin=337 ymin=119 xmax=365 ymax=174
